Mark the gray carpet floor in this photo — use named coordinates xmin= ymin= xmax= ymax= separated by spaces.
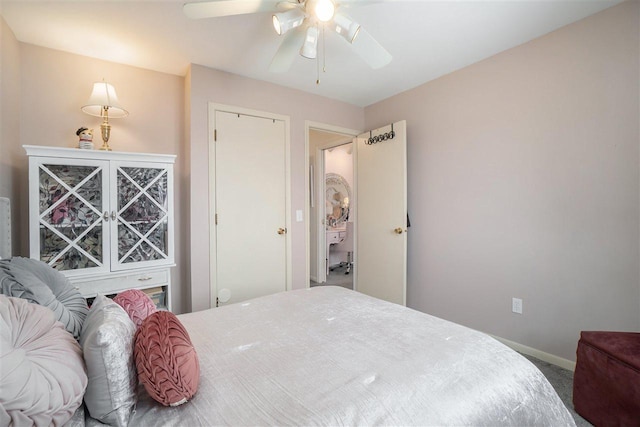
xmin=310 ymin=264 xmax=353 ymax=289
xmin=524 ymin=354 xmax=592 ymax=426
xmin=311 ymin=277 xmax=589 ymax=425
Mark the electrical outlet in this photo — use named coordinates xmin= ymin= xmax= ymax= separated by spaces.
xmin=512 ymin=298 xmax=523 ymax=314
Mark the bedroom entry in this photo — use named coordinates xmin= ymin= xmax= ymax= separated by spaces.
xmin=209 ymin=105 xmax=291 ymax=306
xmin=307 ymin=121 xmax=407 ymax=306
xmin=309 ymin=129 xmax=356 ymax=289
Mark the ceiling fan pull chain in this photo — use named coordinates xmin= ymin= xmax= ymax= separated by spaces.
xmin=323 ymin=24 xmax=327 ymax=73
xmin=315 ymin=25 xmax=320 ymax=85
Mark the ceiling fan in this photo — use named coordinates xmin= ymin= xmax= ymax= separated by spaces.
xmin=183 ymin=0 xmax=392 ymax=73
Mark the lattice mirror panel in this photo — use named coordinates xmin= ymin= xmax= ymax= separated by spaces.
xmin=38 ymin=164 xmax=104 ymax=270
xmin=116 ymin=167 xmax=169 ymax=264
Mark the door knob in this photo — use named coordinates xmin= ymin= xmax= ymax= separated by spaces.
xmin=394 ymin=227 xmax=404 ymax=234
xmin=277 ymin=228 xmax=287 ymax=235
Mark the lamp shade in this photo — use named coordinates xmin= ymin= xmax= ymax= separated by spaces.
xmin=333 ymin=13 xmax=360 ymax=44
xmin=272 ymin=8 xmax=305 ymax=36
xmin=81 ymin=82 xmax=128 ymax=118
xmin=300 ymin=26 xmax=319 ymax=59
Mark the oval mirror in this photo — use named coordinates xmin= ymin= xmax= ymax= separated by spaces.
xmin=325 ymin=173 xmax=351 ymax=228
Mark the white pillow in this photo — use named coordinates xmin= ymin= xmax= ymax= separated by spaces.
xmin=0 ymin=295 xmax=87 ymax=426
xmin=80 ymin=295 xmax=137 ymax=427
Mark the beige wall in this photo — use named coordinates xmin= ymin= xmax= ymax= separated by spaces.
xmin=8 ymin=43 xmax=189 ymax=313
xmin=365 ymin=1 xmax=640 ymax=361
xmin=0 ymin=17 xmax=22 ymax=256
xmin=188 ymin=64 xmax=364 ymax=312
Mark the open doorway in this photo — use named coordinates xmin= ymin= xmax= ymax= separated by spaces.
xmin=306 ymin=121 xmax=407 ymax=304
xmin=308 ymin=127 xmax=357 ymax=290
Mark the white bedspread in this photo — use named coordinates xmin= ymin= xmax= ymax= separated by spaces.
xmin=121 ymin=286 xmax=575 ymax=426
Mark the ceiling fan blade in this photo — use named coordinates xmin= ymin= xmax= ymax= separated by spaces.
xmin=351 ymin=27 xmax=392 ymax=69
xmin=183 ymin=0 xmax=281 ymax=19
xmin=339 ymin=0 xmax=387 ymax=4
xmin=338 ymin=0 xmax=391 ymax=8
xmin=269 ymin=26 xmax=306 ymax=73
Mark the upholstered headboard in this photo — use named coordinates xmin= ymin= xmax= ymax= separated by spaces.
xmin=0 ymin=197 xmax=11 ymax=259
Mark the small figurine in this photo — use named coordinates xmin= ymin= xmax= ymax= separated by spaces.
xmin=76 ymin=127 xmax=94 ymax=149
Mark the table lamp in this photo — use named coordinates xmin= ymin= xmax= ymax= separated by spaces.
xmin=81 ymin=81 xmax=128 ymax=151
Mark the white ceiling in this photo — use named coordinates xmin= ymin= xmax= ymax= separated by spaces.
xmin=1 ymin=0 xmax=621 ymax=107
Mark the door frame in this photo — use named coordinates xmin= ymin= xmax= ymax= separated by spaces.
xmin=304 ymin=121 xmax=360 ymax=287
xmin=209 ymin=103 xmax=292 ymax=308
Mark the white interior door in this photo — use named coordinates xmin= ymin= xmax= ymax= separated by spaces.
xmin=355 ymin=120 xmax=407 ymax=305
xmin=213 ymin=110 xmax=288 ymax=305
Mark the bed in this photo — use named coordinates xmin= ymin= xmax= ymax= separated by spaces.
xmin=85 ymin=286 xmax=573 ymax=426
xmin=0 ymin=199 xmax=576 ymax=426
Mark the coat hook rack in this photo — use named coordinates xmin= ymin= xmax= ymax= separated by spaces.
xmin=366 ymin=123 xmax=395 ymax=145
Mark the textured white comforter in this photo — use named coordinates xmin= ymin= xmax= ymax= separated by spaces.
xmin=123 ymin=286 xmax=575 ymax=426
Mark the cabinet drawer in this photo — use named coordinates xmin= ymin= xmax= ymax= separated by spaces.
xmin=71 ymin=269 xmax=169 ymax=298
xmin=327 ymin=231 xmax=346 ymax=244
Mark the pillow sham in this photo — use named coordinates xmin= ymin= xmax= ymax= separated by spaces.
xmin=135 ymin=311 xmax=200 ymax=406
xmin=0 ymin=295 xmax=87 ymax=426
xmin=80 ymin=294 xmax=137 ymax=427
xmin=0 ymin=256 xmax=88 ymax=339
xmin=113 ymin=288 xmax=157 ymax=328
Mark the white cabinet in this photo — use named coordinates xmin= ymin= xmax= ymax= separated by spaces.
xmin=325 ymin=229 xmax=346 ymax=275
xmin=24 ymin=145 xmax=175 ymax=310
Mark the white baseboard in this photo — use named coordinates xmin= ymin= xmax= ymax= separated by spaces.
xmin=490 ymin=334 xmax=576 ymax=372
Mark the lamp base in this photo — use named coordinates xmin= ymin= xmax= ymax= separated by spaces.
xmin=99 ymin=119 xmax=112 ymax=151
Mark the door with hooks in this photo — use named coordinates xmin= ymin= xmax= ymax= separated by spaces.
xmin=355 ymin=120 xmax=407 ymax=305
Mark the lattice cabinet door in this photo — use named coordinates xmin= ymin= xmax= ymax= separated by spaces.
xmin=29 ymin=158 xmax=111 ymax=275
xmin=110 ymin=161 xmax=174 ymax=271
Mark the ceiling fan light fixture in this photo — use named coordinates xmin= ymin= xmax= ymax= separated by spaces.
xmin=300 ymin=26 xmax=319 ymax=59
xmin=272 ymin=8 xmax=305 ymax=35
xmin=314 ymin=0 xmax=335 ymax=22
xmin=332 ymin=13 xmax=360 ymax=43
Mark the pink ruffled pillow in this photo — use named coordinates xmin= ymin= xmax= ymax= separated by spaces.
xmin=113 ymin=289 xmax=157 ymax=328
xmin=134 ymin=311 xmax=200 ymax=406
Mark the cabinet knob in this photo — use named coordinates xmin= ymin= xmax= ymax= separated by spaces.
xmin=277 ymin=228 xmax=287 ymax=235
xmin=394 ymin=227 xmax=404 ymax=235
xmin=111 ymin=211 xmax=117 ymax=221
xmin=103 ymin=211 xmax=109 ymax=221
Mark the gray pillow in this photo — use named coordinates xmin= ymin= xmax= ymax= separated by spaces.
xmin=80 ymin=294 xmax=137 ymax=427
xmin=0 ymin=257 xmax=88 ymax=339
